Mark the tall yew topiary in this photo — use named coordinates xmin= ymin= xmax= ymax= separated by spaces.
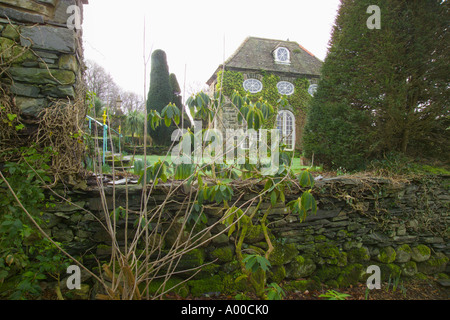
xmin=303 ymin=0 xmax=449 ymax=170
xmin=147 ymin=49 xmax=174 ymax=146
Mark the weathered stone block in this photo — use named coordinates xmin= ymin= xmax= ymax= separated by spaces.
xmin=269 ymin=242 xmax=298 ymax=266
xmin=51 ymin=0 xmax=77 ymax=25
xmin=337 ymin=263 xmax=365 ymax=287
xmin=210 ymin=245 xmax=235 ymax=264
xmin=37 ymin=0 xmax=58 ymax=6
xmin=0 ymin=36 xmax=16 ymax=58
xmin=20 ymin=25 xmax=76 ymax=53
xmin=9 ymin=67 xmax=75 ymax=85
xmin=417 ymin=252 xmax=449 ymax=275
xmin=268 ymin=265 xmax=286 ymax=283
xmin=0 ymin=0 xmax=54 ymax=16
xmin=376 ymin=246 xmax=396 ymax=263
xmin=10 ymin=82 xmax=40 ymax=97
xmin=58 ymin=54 xmax=78 ymax=72
xmin=52 ymin=227 xmax=74 ymax=242
xmin=347 ymin=246 xmax=370 ymax=263
xmin=411 ymin=244 xmax=431 ymax=262
xmin=395 ymin=244 xmax=412 ymax=263
xmin=47 ymin=201 xmax=86 ymax=213
xmin=0 ymin=7 xmax=45 ymax=24
xmin=401 ymin=261 xmax=418 ymax=277
xmin=2 ymin=24 xmax=20 ymax=41
xmin=34 ymin=50 xmax=59 ymax=60
xmin=188 ymin=275 xmax=223 ymax=297
xmin=15 ymin=96 xmax=46 ymax=116
xmin=286 ymin=255 xmax=316 ymax=279
xmin=41 ymin=85 xmax=75 ymax=98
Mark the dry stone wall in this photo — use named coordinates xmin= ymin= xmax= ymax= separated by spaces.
xmin=0 ymin=0 xmax=87 ymax=118
xmin=44 ymin=175 xmax=450 ymax=296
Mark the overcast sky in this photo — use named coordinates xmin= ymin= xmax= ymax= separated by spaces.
xmin=82 ymin=0 xmax=341 ymax=98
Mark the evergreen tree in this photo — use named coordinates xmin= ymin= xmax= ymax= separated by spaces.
xmin=169 ymin=73 xmax=191 ymax=129
xmin=169 ymin=73 xmax=187 ymax=127
xmin=303 ymin=0 xmax=449 ymax=170
xmin=169 ymin=73 xmax=182 ymax=107
xmin=147 ymin=49 xmax=173 ymax=146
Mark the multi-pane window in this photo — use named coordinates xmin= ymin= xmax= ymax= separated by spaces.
xmin=277 ymin=110 xmax=295 ymax=151
xmin=277 ymin=81 xmax=295 ymax=96
xmin=274 ymin=47 xmax=290 ymax=64
xmin=243 ymin=79 xmax=263 ymax=94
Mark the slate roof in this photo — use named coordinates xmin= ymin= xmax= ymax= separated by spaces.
xmin=207 ymin=37 xmax=323 ymax=85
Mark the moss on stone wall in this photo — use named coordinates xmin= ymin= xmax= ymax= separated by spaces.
xmin=38 ymin=175 xmax=450 ymax=298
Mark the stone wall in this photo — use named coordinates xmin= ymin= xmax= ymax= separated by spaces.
xmin=0 ymin=0 xmax=87 ymax=118
xmin=43 ymin=174 xmax=449 ymax=296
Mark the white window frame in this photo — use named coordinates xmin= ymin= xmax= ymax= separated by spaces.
xmin=308 ymin=84 xmax=318 ymax=97
xmin=243 ymin=79 xmax=263 ymax=94
xmin=277 ymin=81 xmax=295 ymax=96
xmin=274 ymin=47 xmax=291 ymax=64
xmin=277 ymin=110 xmax=295 ymax=151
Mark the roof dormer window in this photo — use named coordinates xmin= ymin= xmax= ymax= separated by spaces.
xmin=274 ymin=47 xmax=290 ymax=64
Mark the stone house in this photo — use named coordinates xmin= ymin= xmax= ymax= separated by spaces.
xmin=206 ymin=36 xmax=323 ymax=151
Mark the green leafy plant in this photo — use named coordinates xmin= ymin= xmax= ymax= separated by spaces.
xmin=266 ymin=283 xmax=286 ymax=300
xmin=386 ymin=272 xmax=406 ymax=296
xmin=138 ymin=159 xmax=171 ymax=186
xmin=319 ymin=290 xmax=351 ymax=300
xmin=243 ymin=254 xmax=271 ymax=273
xmin=0 ymin=108 xmax=25 ymax=132
xmin=0 ymin=146 xmax=70 ymax=299
xmin=161 ymin=103 xmax=181 ymax=127
xmin=287 ymin=190 xmax=317 ymax=223
xmin=173 ymin=163 xmax=195 ymax=181
xmin=133 ymin=159 xmax=145 ymax=176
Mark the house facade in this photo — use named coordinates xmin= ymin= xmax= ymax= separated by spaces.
xmin=206 ymin=37 xmax=322 ymax=151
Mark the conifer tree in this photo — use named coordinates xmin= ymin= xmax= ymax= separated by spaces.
xmin=169 ymin=73 xmax=190 ymax=128
xmin=303 ymin=0 xmax=449 ymax=170
xmin=147 ymin=49 xmax=173 ymax=146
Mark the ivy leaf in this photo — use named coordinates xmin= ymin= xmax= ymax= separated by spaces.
xmin=7 ymin=113 xmax=17 ymax=122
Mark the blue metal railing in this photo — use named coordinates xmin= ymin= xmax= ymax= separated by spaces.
xmin=86 ymin=114 xmax=122 ymax=165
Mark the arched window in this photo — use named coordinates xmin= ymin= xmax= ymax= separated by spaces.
xmin=274 ymin=47 xmax=290 ymax=64
xmin=277 ymin=110 xmax=295 ymax=151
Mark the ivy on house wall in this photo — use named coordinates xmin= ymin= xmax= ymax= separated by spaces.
xmin=215 ymin=70 xmax=313 ymax=149
xmin=216 ymin=70 xmax=312 ymax=117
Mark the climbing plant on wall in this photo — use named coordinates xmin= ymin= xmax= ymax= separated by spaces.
xmin=216 ymin=70 xmax=312 ymax=116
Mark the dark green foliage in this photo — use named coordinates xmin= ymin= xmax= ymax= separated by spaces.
xmin=0 ymin=147 xmax=70 ymax=299
xmin=147 ymin=50 xmax=175 ymax=146
xmin=169 ymin=73 xmax=190 ymax=129
xmin=303 ymin=0 xmax=449 ymax=170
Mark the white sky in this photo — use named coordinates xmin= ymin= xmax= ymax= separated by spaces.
xmin=82 ymin=0 xmax=341 ymax=98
